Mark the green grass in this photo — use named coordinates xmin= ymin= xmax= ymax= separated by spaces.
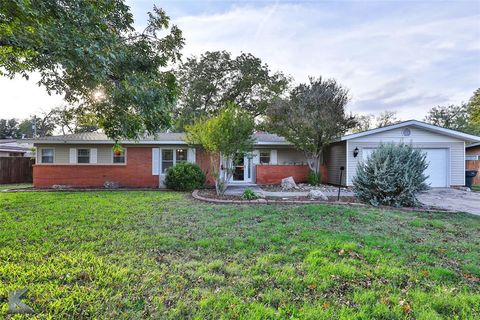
xmin=0 ymin=183 xmax=32 ymax=191
xmin=0 ymin=191 xmax=479 ymax=319
xmin=472 ymin=185 xmax=480 ymax=192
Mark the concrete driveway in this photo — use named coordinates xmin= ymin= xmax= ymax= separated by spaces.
xmin=418 ymin=188 xmax=480 ymax=216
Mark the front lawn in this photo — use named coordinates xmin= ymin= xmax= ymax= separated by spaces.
xmin=0 ymin=192 xmax=479 ymax=319
xmin=472 ymin=185 xmax=480 ymax=192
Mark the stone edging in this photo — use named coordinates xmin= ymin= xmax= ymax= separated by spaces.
xmin=191 ymin=190 xmax=454 ymax=214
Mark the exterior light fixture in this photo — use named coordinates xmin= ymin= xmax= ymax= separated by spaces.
xmin=353 ymin=147 xmax=359 ymax=158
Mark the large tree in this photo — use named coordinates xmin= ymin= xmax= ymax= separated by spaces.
xmin=0 ymin=1 xmax=184 ymax=139
xmin=0 ymin=119 xmax=19 ymax=139
xmin=424 ymin=104 xmax=470 ymax=131
xmin=50 ymin=106 xmax=98 ymax=135
xmin=468 ymin=88 xmax=480 ymax=131
xmin=185 ymin=103 xmax=255 ymax=195
xmin=375 ymin=110 xmax=400 ymax=128
xmin=174 ymin=51 xmax=290 ymax=130
xmin=266 ymin=77 xmax=356 ymax=175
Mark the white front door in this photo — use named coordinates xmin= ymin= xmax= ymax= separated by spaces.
xmin=231 ymin=155 xmax=253 ymax=183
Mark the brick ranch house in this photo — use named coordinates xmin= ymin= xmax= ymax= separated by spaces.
xmin=32 ymin=120 xmax=480 ymax=188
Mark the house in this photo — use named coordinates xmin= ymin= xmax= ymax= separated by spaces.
xmin=325 ymin=120 xmax=480 ymax=188
xmin=31 ymin=132 xmax=311 ymax=188
xmin=466 ymin=142 xmax=480 ymax=185
xmin=31 ymin=120 xmax=480 ymax=188
xmin=0 ymin=139 xmax=33 ymax=157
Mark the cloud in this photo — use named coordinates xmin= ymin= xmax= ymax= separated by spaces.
xmin=1 ymin=1 xmax=479 ymax=121
xmin=175 ymin=2 xmax=480 ymax=119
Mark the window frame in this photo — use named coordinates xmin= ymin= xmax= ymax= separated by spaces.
xmin=40 ymin=148 xmax=55 ymax=164
xmin=160 ymin=148 xmax=189 ymax=173
xmin=77 ymin=148 xmax=90 ymax=164
xmin=112 ymin=148 xmax=127 ymax=164
xmin=259 ymin=150 xmax=271 ymax=164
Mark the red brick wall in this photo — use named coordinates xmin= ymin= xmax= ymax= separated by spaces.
xmin=195 ymin=148 xmax=218 ymax=186
xmin=33 ymin=147 xmax=159 ymax=188
xmin=256 ymin=165 xmax=311 ymax=185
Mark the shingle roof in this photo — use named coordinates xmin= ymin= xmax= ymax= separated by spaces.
xmin=32 ymin=132 xmax=289 ymax=145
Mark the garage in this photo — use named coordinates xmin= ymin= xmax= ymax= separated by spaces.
xmin=363 ymin=147 xmax=448 ymax=187
xmin=325 ymin=120 xmax=480 ymax=188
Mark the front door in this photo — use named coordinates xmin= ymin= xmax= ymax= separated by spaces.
xmin=231 ymin=154 xmax=252 ymax=183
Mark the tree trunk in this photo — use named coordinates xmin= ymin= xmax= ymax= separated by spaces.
xmin=215 ymin=154 xmax=234 ymax=196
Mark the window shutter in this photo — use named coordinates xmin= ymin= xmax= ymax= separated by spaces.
xmin=187 ymin=148 xmax=196 ymax=163
xmin=90 ymin=148 xmax=97 ymax=164
xmin=252 ymin=150 xmax=260 ymax=165
xmin=152 ymin=148 xmax=159 ymax=175
xmin=270 ymin=149 xmax=278 ymax=164
xmin=69 ymin=148 xmax=76 ymax=164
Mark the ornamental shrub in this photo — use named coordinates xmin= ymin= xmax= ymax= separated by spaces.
xmin=352 ymin=143 xmax=429 ymax=207
xmin=165 ymin=162 xmax=205 ymax=191
xmin=241 ymin=187 xmax=259 ymax=200
xmin=308 ymin=170 xmax=321 ymax=186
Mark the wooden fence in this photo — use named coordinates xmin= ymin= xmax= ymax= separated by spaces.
xmin=0 ymin=158 xmax=35 ymax=184
xmin=466 ymin=160 xmax=480 ymax=185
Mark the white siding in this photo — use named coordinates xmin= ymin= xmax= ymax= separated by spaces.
xmin=346 ymin=126 xmax=465 ymax=186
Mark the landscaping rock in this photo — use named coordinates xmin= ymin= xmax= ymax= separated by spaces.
xmin=281 ymin=176 xmax=297 ymax=190
xmin=104 ymin=181 xmax=120 ymax=189
xmin=52 ymin=185 xmax=71 ymax=189
xmin=307 ymin=189 xmax=328 ymax=201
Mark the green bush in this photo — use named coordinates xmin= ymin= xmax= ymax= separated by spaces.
xmin=308 ymin=170 xmax=321 ymax=185
xmin=352 ymin=143 xmax=429 ymax=207
xmin=165 ymin=162 xmax=205 ymax=191
xmin=242 ymin=188 xmax=259 ymax=200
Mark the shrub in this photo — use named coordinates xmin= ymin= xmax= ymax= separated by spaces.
xmin=352 ymin=143 xmax=429 ymax=207
xmin=242 ymin=188 xmax=259 ymax=200
xmin=164 ymin=162 xmax=205 ymax=191
xmin=308 ymin=170 xmax=321 ymax=186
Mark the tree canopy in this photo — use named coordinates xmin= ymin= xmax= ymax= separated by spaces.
xmin=0 ymin=1 xmax=184 ymax=139
xmin=174 ymin=51 xmax=290 ymax=130
xmin=424 ymin=104 xmax=470 ymax=131
xmin=266 ymin=77 xmax=356 ymax=174
xmin=185 ymin=103 xmax=255 ymax=195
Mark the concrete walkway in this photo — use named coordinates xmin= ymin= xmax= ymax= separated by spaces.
xmin=418 ymin=188 xmax=480 ymax=216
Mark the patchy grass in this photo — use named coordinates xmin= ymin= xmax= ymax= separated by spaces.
xmin=0 ymin=191 xmax=479 ymax=319
xmin=472 ymin=185 xmax=480 ymax=192
xmin=0 ymin=183 xmax=32 ymax=191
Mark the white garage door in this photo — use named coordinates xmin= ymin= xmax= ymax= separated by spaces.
xmin=423 ymin=149 xmax=448 ymax=187
xmin=362 ymin=148 xmax=448 ymax=187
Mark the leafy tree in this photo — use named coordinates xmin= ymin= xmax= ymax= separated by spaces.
xmin=185 ymin=103 xmax=255 ymax=195
xmin=0 ymin=1 xmax=184 ymax=139
xmin=376 ymin=110 xmax=400 ymax=128
xmin=174 ymin=51 xmax=290 ymax=130
xmin=18 ymin=113 xmax=57 ymax=138
xmin=353 ymin=143 xmax=428 ymax=207
xmin=266 ymin=77 xmax=356 ymax=176
xmin=468 ymin=88 xmax=480 ymax=132
xmin=424 ymin=104 xmax=470 ymax=131
xmin=50 ymin=106 xmax=98 ymax=135
xmin=351 ymin=114 xmax=374 ymax=133
xmin=0 ymin=118 xmax=19 ymax=139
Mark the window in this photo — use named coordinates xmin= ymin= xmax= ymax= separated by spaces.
xmin=176 ymin=148 xmax=188 ymax=162
xmin=113 ymin=149 xmax=126 ymax=163
xmin=162 ymin=149 xmax=174 ymax=173
xmin=77 ymin=149 xmax=90 ymax=163
xmin=466 ymin=155 xmax=479 ymax=161
xmin=41 ymin=148 xmax=54 ymax=163
xmin=161 ymin=149 xmax=189 ymax=173
xmin=259 ymin=150 xmax=270 ymax=164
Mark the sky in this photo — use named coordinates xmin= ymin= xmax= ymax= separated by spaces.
xmin=1 ymin=0 xmax=479 ymax=120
